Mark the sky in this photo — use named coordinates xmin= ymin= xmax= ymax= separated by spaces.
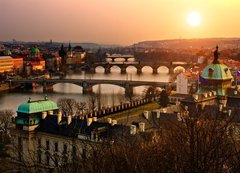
xmin=1 ymin=0 xmax=240 ymax=45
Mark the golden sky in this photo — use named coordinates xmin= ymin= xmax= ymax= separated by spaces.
xmin=1 ymin=0 xmax=240 ymax=45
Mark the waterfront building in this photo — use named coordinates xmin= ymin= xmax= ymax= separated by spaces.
xmin=0 ymin=56 xmax=13 ymax=73
xmin=11 ymin=97 xmax=130 ymax=171
xmin=23 ymin=47 xmax=45 ymax=74
xmin=66 ymin=44 xmax=86 ymax=68
xmin=11 ymin=55 xmax=23 ymax=74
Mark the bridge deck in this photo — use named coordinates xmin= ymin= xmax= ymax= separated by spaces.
xmin=9 ymin=78 xmax=175 ymax=87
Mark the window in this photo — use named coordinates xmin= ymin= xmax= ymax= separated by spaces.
xmin=38 ymin=138 xmax=41 ymax=148
xmin=54 ymin=142 xmax=58 ymax=152
xmin=46 ymin=153 xmax=50 ymax=165
xmin=63 ymin=144 xmax=67 ymax=154
xmin=38 ymin=150 xmax=42 ymax=163
xmin=208 ymin=68 xmax=214 ymax=77
xmin=82 ymin=148 xmax=86 ymax=159
xmin=46 ymin=140 xmax=50 ymax=150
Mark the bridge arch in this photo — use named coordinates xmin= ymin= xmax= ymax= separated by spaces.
xmin=173 ymin=66 xmax=186 ymax=74
xmin=141 ymin=66 xmax=153 ymax=74
xmin=44 ymin=82 xmax=83 ymax=93
xmin=95 ymin=66 xmax=105 ymax=73
xmin=126 ymin=65 xmax=137 ymax=74
xmin=110 ymin=65 xmax=121 ymax=73
xmin=157 ymin=66 xmax=169 ymax=74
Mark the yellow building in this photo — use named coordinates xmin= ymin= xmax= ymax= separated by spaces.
xmin=0 ymin=56 xmax=13 ymax=73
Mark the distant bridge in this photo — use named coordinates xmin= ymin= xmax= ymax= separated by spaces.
xmin=8 ymin=78 xmax=175 ymax=95
xmin=88 ymin=61 xmax=192 ymax=74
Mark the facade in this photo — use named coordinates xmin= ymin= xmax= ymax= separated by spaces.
xmin=0 ymin=56 xmax=13 ymax=73
xmin=181 ymin=46 xmax=238 ymax=114
xmin=11 ymin=97 xmax=130 ymax=171
xmin=66 ymin=44 xmax=86 ymax=67
xmin=176 ymin=71 xmax=198 ymax=94
xmin=23 ymin=47 xmax=45 ymax=74
xmin=12 ymin=55 xmax=23 ymax=74
xmin=197 ymin=46 xmax=233 ymax=96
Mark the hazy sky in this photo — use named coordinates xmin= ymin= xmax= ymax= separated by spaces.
xmin=1 ymin=0 xmax=240 ymax=45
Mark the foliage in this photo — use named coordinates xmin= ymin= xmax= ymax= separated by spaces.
xmin=159 ymin=89 xmax=169 ymax=107
xmin=57 ymin=98 xmax=87 ymax=117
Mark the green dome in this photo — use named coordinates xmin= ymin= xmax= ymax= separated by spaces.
xmin=17 ymin=98 xmax=58 ymax=114
xmin=201 ymin=63 xmax=233 ymax=80
xmin=4 ymin=50 xmax=12 ymax=55
xmin=31 ymin=47 xmax=40 ymax=53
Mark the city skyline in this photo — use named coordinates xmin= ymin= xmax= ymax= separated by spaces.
xmin=1 ymin=0 xmax=240 ymax=45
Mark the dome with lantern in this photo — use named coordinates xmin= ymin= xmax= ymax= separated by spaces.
xmin=197 ymin=46 xmax=233 ymax=96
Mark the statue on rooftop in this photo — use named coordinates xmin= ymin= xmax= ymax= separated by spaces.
xmin=213 ymin=45 xmax=219 ymax=64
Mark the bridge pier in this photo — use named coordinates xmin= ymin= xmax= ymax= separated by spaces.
xmin=169 ymin=66 xmax=174 ymax=74
xmin=105 ymin=67 xmax=110 ymax=74
xmin=125 ymin=85 xmax=133 ymax=97
xmin=121 ymin=67 xmax=126 ymax=74
xmin=137 ymin=67 xmax=142 ymax=75
xmin=43 ymin=85 xmax=53 ymax=92
xmin=153 ymin=68 xmax=158 ymax=74
xmin=90 ymin=67 xmax=96 ymax=74
xmin=83 ymin=85 xmax=93 ymax=94
xmin=25 ymin=83 xmax=33 ymax=90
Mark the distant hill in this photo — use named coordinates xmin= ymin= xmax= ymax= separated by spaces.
xmin=133 ymin=38 xmax=240 ymax=49
xmin=69 ymin=42 xmax=122 ymax=50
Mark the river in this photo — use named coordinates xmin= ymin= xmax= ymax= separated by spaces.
xmin=0 ymin=66 xmax=171 ymax=113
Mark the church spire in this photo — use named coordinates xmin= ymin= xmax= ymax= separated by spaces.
xmin=68 ymin=43 xmax=72 ymax=52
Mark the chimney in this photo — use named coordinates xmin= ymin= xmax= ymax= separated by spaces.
xmin=93 ymin=117 xmax=97 ymax=122
xmin=67 ymin=115 xmax=72 ymax=125
xmin=177 ymin=112 xmax=182 ymax=121
xmin=107 ymin=118 xmax=112 ymax=124
xmin=87 ymin=118 xmax=93 ymax=126
xmin=130 ymin=125 xmax=137 ymax=135
xmin=143 ymin=111 xmax=150 ymax=119
xmin=57 ymin=112 xmax=62 ymax=124
xmin=139 ymin=122 xmax=145 ymax=132
xmin=193 ymin=94 xmax=198 ymax=100
xmin=219 ymin=104 xmax=223 ymax=112
xmin=156 ymin=110 xmax=160 ymax=118
xmin=228 ymin=109 xmax=232 ymax=116
xmin=42 ymin=112 xmax=47 ymax=119
xmin=111 ymin=120 xmax=117 ymax=126
xmin=48 ymin=110 xmax=53 ymax=115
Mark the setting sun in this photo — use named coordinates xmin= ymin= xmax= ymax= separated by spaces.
xmin=187 ymin=12 xmax=202 ymax=27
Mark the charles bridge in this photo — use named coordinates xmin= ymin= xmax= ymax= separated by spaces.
xmin=87 ymin=61 xmax=192 ymax=74
xmin=8 ymin=78 xmax=175 ymax=95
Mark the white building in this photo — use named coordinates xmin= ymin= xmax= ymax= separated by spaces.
xmin=176 ymin=71 xmax=198 ymax=94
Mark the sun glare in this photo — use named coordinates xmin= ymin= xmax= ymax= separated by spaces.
xmin=187 ymin=12 xmax=201 ymax=27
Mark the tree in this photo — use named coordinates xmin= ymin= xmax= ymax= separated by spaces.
xmin=0 ymin=110 xmax=14 ymax=172
xmin=144 ymin=86 xmax=160 ymax=100
xmin=159 ymin=89 xmax=169 ymax=107
xmin=57 ymin=98 xmax=77 ymax=117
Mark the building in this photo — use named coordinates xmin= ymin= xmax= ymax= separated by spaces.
xmin=181 ymin=46 xmax=236 ymax=113
xmin=0 ymin=56 xmax=13 ymax=73
xmin=11 ymin=97 xmax=130 ymax=171
xmin=23 ymin=47 xmax=45 ymax=74
xmin=11 ymin=55 xmax=23 ymax=74
xmin=176 ymin=71 xmax=198 ymax=94
xmin=66 ymin=44 xmax=86 ymax=68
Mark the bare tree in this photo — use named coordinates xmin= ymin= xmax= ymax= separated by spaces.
xmin=57 ymin=98 xmax=77 ymax=117
xmin=88 ymin=93 xmax=98 ymax=113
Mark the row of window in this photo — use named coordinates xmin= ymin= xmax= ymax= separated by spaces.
xmin=38 ymin=139 xmax=68 ymax=153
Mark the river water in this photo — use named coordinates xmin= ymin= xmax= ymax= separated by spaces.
xmin=0 ymin=66 xmax=171 ymax=114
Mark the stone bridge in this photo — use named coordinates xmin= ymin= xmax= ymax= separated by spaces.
xmin=88 ymin=61 xmax=192 ymax=74
xmin=8 ymin=78 xmax=175 ymax=95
